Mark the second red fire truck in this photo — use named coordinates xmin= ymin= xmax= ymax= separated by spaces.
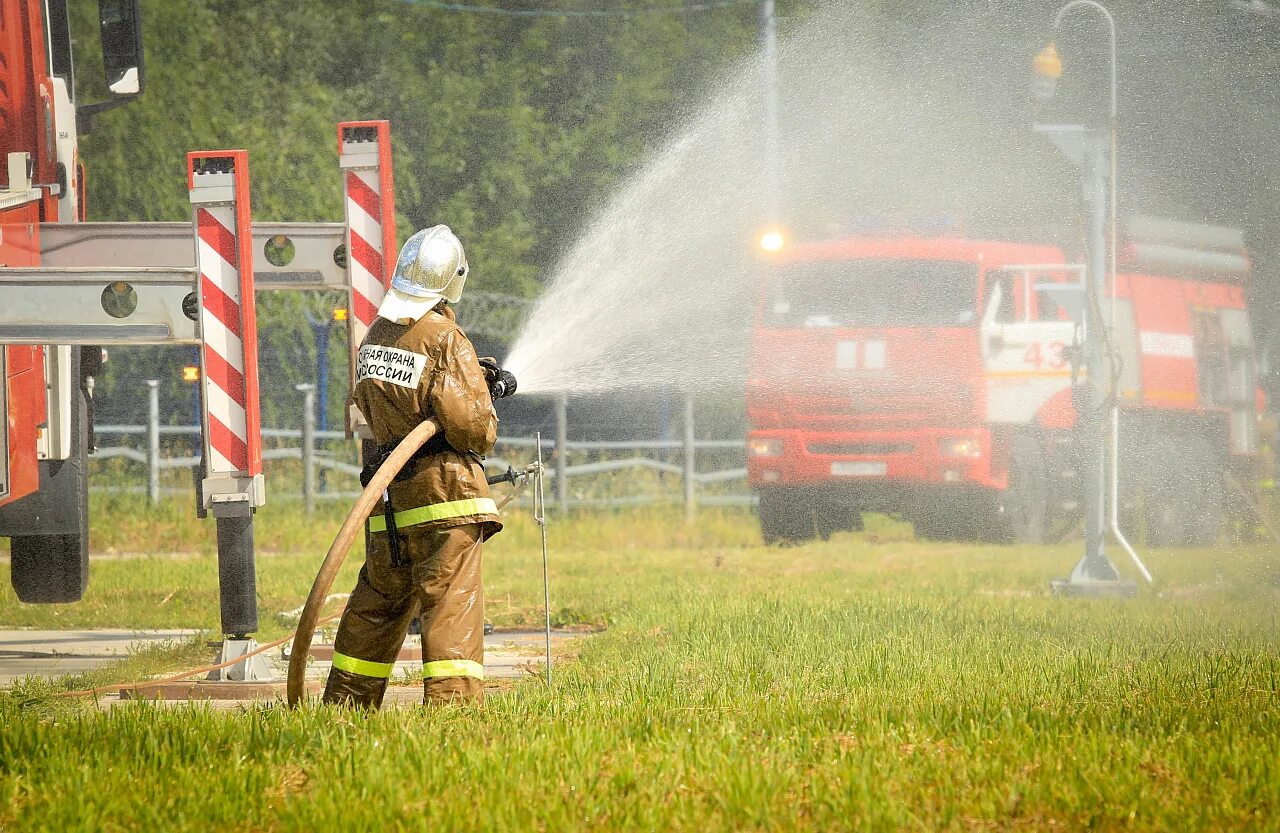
xmin=746 ymin=218 xmax=1264 ymax=547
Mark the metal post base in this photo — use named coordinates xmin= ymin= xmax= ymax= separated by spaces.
xmin=1050 ymin=577 xmax=1138 ymax=598
xmin=206 ymin=638 xmax=275 ymax=682
xmin=1051 ymin=551 xmax=1137 ymax=598
xmin=214 ymin=514 xmax=259 ymax=636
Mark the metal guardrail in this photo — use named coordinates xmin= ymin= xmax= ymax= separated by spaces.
xmin=91 ymin=385 xmax=753 ymax=514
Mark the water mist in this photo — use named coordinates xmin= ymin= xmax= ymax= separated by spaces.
xmin=503 ymin=3 xmax=1064 ymax=397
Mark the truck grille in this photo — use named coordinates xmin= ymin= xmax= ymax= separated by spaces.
xmin=784 ymin=387 xmax=973 ymax=427
xmin=806 ymin=441 xmax=914 ymax=456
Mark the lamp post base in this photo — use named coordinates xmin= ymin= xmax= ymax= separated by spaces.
xmin=1051 ymin=548 xmax=1137 ymax=598
xmin=1050 ymin=577 xmax=1138 ymax=598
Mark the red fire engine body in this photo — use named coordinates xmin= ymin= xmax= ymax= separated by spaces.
xmin=746 ymin=225 xmax=1262 ymax=546
xmin=0 ymin=0 xmax=120 ymax=602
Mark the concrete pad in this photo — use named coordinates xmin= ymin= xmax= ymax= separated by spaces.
xmin=111 ymin=631 xmax=580 ymax=709
xmin=296 ymin=629 xmax=579 ymax=685
xmin=0 ymin=627 xmax=590 ymax=707
xmin=122 ymin=680 xmax=324 ymax=702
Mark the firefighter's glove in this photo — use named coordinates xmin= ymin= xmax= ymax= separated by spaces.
xmin=479 ymin=357 xmax=517 ymax=400
xmin=479 ymin=357 xmax=500 ymax=384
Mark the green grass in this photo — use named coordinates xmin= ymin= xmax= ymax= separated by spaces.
xmin=0 ymin=508 xmax=1277 ymax=831
xmin=0 ymin=499 xmax=758 ymax=634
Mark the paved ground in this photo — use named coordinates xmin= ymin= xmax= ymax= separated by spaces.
xmin=0 ymin=628 xmax=583 ymax=706
xmin=290 ymin=629 xmax=570 ymax=687
xmin=0 ymin=629 xmax=199 ymax=685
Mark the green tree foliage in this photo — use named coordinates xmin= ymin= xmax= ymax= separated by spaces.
xmin=70 ymin=0 xmax=758 ymax=426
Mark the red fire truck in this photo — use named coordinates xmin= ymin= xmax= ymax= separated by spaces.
xmin=0 ymin=0 xmax=144 ymax=602
xmin=746 ymin=219 xmax=1263 ymax=547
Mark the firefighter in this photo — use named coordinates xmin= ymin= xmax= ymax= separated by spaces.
xmin=323 ymin=225 xmax=504 ymax=708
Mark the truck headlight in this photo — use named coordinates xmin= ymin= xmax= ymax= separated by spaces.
xmin=748 ymin=437 xmax=783 ymax=457
xmin=939 ymin=438 xmax=981 ymax=458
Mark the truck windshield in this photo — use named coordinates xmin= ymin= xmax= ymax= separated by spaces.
xmin=764 ymin=259 xmax=979 ymax=328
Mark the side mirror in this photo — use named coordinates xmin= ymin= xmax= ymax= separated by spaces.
xmin=77 ymin=0 xmax=144 ymax=128
xmin=100 ymin=0 xmax=144 ymax=96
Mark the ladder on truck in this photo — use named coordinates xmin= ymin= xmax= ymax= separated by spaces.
xmin=0 ymin=121 xmax=396 ymax=681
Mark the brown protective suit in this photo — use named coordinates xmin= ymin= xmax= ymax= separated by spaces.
xmin=323 ymin=303 xmax=501 ymax=708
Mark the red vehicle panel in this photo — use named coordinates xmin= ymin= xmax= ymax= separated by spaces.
xmin=0 ymin=194 xmax=44 ymax=506
xmin=1128 ymin=273 xmax=1200 ymax=410
xmin=3 ymin=344 xmax=44 ymax=504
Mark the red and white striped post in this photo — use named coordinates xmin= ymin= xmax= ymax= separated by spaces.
xmin=189 ymin=150 xmax=265 ymax=643
xmin=338 ymin=120 xmax=397 ymax=437
xmin=189 ymin=150 xmax=263 ymax=507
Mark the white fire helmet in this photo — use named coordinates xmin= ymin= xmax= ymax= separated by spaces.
xmin=390 ymin=225 xmax=469 ymax=304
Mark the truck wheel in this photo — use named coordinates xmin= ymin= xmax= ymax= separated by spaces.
xmin=913 ymin=502 xmax=970 ymax=541
xmin=2 ymin=373 xmax=91 ymax=602
xmin=10 ymin=532 xmax=88 ymax=603
xmin=912 ymin=516 xmax=949 ymax=541
xmin=1142 ymin=438 xmax=1188 ymax=547
xmin=757 ymin=488 xmax=815 ymax=546
xmin=1182 ymin=436 xmax=1224 ymax=547
xmin=817 ymin=506 xmax=864 ymax=540
xmin=997 ymin=435 xmax=1049 ymax=544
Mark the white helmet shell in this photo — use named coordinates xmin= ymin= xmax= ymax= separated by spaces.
xmin=390 ymin=225 xmax=469 ymax=303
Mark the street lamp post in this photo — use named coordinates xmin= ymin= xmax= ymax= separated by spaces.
xmin=1033 ymin=1 xmax=1137 ymax=596
xmin=1043 ymin=0 xmax=1118 ymax=321
xmin=185 ymin=347 xmax=201 ymax=452
xmin=305 ymin=306 xmax=346 ymax=493
xmin=305 ymin=307 xmax=347 ymax=433
xmin=309 ymin=313 xmax=331 ymax=433
xmin=759 ymin=0 xmax=780 ymax=222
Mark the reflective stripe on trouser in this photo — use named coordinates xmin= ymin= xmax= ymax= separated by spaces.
xmin=424 ymin=659 xmax=484 ymax=680
xmin=323 ymin=523 xmax=486 ymax=708
xmin=368 ymin=498 xmax=497 ymax=533
xmin=331 ymin=651 xmax=395 ymax=679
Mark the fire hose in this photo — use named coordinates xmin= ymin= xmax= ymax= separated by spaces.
xmin=285 ymin=420 xmax=442 ymax=705
xmin=55 ymin=421 xmax=448 ymax=702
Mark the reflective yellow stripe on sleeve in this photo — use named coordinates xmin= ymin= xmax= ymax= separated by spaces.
xmin=423 ymin=659 xmax=485 ymax=680
xmin=369 ymin=497 xmax=498 ymax=533
xmin=331 ymin=651 xmax=395 ymax=679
